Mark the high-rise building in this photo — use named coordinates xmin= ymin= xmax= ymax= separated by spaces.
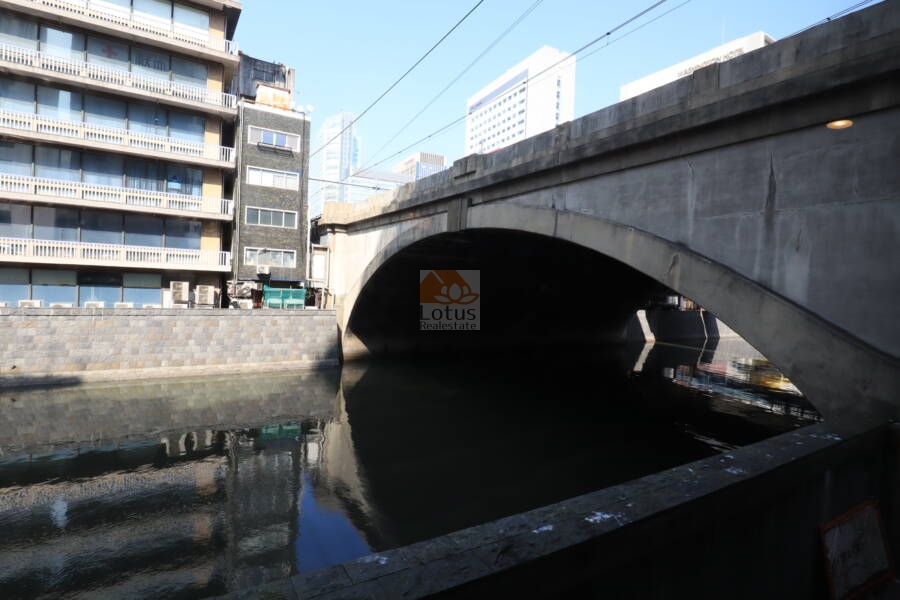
xmin=464 ymin=46 xmax=575 ymax=156
xmin=311 ymin=111 xmax=360 ymax=216
xmin=391 ymin=152 xmax=447 ymax=180
xmin=230 ymin=54 xmax=309 ymax=300
xmin=0 ymin=0 xmax=242 ymax=307
xmin=619 ymin=32 xmax=774 ymax=100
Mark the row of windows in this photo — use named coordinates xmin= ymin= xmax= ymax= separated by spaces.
xmin=0 ymin=268 xmax=162 ymax=307
xmin=243 ymin=247 xmax=296 ymax=268
xmin=245 ymin=206 xmax=297 ymax=229
xmin=92 ymin=0 xmax=211 ymax=32
xmin=0 ymin=141 xmax=204 ymax=196
xmin=0 ymin=77 xmax=206 ymax=143
xmin=248 ymin=126 xmax=300 ymax=152
xmin=0 ymin=202 xmax=202 ymax=249
xmin=246 ymin=166 xmax=299 ymax=191
xmin=0 ymin=12 xmax=209 ymax=86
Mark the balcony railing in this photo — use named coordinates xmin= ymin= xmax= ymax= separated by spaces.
xmin=0 ymin=109 xmax=235 ymax=164
xmin=0 ymin=174 xmax=234 ymax=218
xmin=0 ymin=42 xmax=237 ymax=111
xmin=0 ymin=236 xmax=231 ymax=271
xmin=4 ymin=0 xmax=239 ymax=56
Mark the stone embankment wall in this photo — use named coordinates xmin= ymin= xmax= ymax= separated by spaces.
xmin=0 ymin=308 xmax=339 ymax=388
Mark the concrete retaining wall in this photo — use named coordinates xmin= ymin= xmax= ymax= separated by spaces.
xmin=0 ymin=308 xmax=339 ymax=388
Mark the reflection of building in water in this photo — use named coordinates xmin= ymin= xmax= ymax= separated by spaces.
xmin=0 ymin=401 xmax=377 ymax=598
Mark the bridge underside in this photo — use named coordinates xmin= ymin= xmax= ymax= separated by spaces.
xmin=347 ymin=229 xmax=668 ymax=361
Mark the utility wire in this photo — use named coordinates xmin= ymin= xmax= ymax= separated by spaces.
xmin=362 ymin=0 xmax=546 ymax=170
xmin=309 ymin=0 xmax=485 ymax=161
xmin=789 ymin=0 xmax=877 ymax=36
xmin=309 ymin=176 xmax=391 ymax=191
xmin=360 ymin=0 xmax=676 ymax=173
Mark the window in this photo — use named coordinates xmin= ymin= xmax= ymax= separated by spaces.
xmin=243 ymin=247 xmax=296 ymax=268
xmin=168 ymin=111 xmax=205 ymax=142
xmin=0 ymin=268 xmax=28 ymax=306
xmin=124 ymin=213 xmax=163 ymax=247
xmin=37 ymin=85 xmax=81 ymax=120
xmin=81 ymin=209 xmax=122 ymax=244
xmin=86 ymin=36 xmax=128 ymax=70
xmin=83 ymin=153 xmax=123 ymax=187
xmin=164 ymin=218 xmax=201 ymax=249
xmin=0 ymin=141 xmax=32 ymax=176
xmin=128 ymin=103 xmax=167 ymax=136
xmin=173 ymin=3 xmax=210 ymax=32
xmin=0 ymin=14 xmax=37 ymax=49
xmin=35 ymin=147 xmax=80 ymax=182
xmin=171 ymin=56 xmax=207 ymax=87
xmin=248 ymin=126 xmax=300 ymax=151
xmin=84 ymin=93 xmax=126 ymax=129
xmin=0 ymin=203 xmax=30 ymax=238
xmin=34 ymin=206 xmax=78 ymax=241
xmin=245 ymin=206 xmax=297 ymax=229
xmin=40 ymin=27 xmax=84 ymax=60
xmin=123 ymin=272 xmax=162 ymax=307
xmin=78 ymin=271 xmax=121 ymax=307
xmin=32 ymin=269 xmax=76 ymax=305
xmin=246 ymin=166 xmax=299 ymax=190
xmin=1 ymin=79 xmax=34 ymax=113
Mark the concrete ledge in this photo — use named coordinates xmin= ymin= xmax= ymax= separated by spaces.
xmin=215 ymin=420 xmax=895 ymax=599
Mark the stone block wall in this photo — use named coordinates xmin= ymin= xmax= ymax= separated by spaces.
xmin=0 ymin=308 xmax=339 ymax=387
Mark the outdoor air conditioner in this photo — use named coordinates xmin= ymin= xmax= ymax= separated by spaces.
xmin=0 ymin=302 xmax=7 ymax=307
xmin=83 ymin=301 xmax=105 ymax=309
xmin=18 ymin=300 xmax=41 ymax=308
xmin=142 ymin=303 xmax=161 ymax=308
xmin=49 ymin=302 xmax=73 ymax=308
xmin=195 ymin=285 xmax=215 ymax=306
xmin=236 ymin=299 xmax=253 ymax=310
xmin=256 ymin=265 xmax=270 ymax=275
xmin=114 ymin=302 xmax=134 ymax=308
xmin=170 ymin=281 xmax=190 ymax=303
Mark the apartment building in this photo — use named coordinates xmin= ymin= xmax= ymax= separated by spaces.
xmin=230 ymin=54 xmax=310 ymax=300
xmin=0 ymin=0 xmax=241 ymax=308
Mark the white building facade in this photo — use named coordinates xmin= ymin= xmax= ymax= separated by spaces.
xmin=464 ymin=46 xmax=575 ymax=156
xmin=391 ymin=152 xmax=446 ymax=180
xmin=619 ymin=32 xmax=775 ymax=101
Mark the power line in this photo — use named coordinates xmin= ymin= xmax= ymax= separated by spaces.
xmin=360 ymin=0 xmax=678 ymax=173
xmin=309 ymin=176 xmax=391 ymax=191
xmin=361 ymin=0 xmax=546 ymax=171
xmin=308 ymin=0 xmax=485 ymax=161
xmin=789 ymin=0 xmax=877 ymax=36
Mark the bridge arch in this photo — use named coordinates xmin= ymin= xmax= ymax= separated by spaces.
xmin=340 ymin=204 xmax=899 ymax=423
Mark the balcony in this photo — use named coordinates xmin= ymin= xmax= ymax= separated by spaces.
xmin=0 ymin=0 xmax=239 ymax=63
xmin=0 ymin=43 xmax=237 ymax=116
xmin=0 ymin=237 xmax=231 ymax=271
xmin=0 ymin=109 xmax=235 ymax=168
xmin=0 ymin=174 xmax=234 ymax=220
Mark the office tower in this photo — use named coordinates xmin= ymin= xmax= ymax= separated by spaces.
xmin=231 ymin=54 xmax=309 ymax=297
xmin=391 ymin=152 xmax=447 ymax=180
xmin=0 ymin=0 xmax=242 ymax=307
xmin=311 ymin=111 xmax=360 ymax=216
xmin=464 ymin=46 xmax=575 ymax=156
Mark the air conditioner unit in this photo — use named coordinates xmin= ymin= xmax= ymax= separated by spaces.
xmin=142 ymin=303 xmax=161 ymax=308
xmin=114 ymin=302 xmax=134 ymax=308
xmin=49 ymin=302 xmax=73 ymax=308
xmin=236 ymin=299 xmax=253 ymax=310
xmin=0 ymin=302 xmax=7 ymax=307
xmin=18 ymin=299 xmax=41 ymax=308
xmin=256 ymin=265 xmax=270 ymax=275
xmin=195 ymin=285 xmax=215 ymax=306
xmin=170 ymin=281 xmax=190 ymax=303
xmin=83 ymin=301 xmax=105 ymax=309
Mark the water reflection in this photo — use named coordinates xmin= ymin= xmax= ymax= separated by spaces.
xmin=0 ymin=342 xmax=820 ymax=598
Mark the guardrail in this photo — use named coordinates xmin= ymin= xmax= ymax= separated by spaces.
xmin=0 ymin=109 xmax=235 ymax=164
xmin=0 ymin=174 xmax=233 ymax=217
xmin=0 ymin=42 xmax=237 ymax=110
xmin=0 ymin=237 xmax=231 ymax=270
xmin=5 ymin=0 xmax=239 ymax=56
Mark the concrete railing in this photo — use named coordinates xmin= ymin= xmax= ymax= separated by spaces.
xmin=0 ymin=174 xmax=233 ymax=218
xmin=3 ymin=0 xmax=239 ymax=56
xmin=0 ymin=237 xmax=231 ymax=271
xmin=0 ymin=42 xmax=237 ymax=111
xmin=0 ymin=109 xmax=235 ymax=164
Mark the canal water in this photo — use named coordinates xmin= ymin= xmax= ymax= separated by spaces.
xmin=0 ymin=338 xmax=820 ymax=598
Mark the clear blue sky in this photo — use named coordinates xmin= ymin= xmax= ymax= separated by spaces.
xmin=236 ymin=0 xmax=875 ymax=172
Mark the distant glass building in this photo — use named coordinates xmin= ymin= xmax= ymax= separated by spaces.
xmin=464 ymin=46 xmax=575 ymax=156
xmin=311 ymin=112 xmax=361 ymax=216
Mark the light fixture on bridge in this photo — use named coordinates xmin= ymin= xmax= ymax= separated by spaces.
xmin=826 ymin=119 xmax=854 ymax=129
